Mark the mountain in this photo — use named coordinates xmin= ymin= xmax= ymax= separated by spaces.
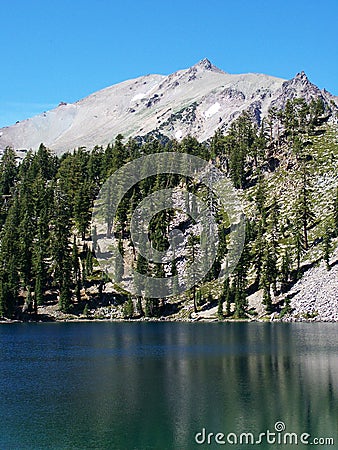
xmin=0 ymin=62 xmax=338 ymax=322
xmin=1 ymin=59 xmax=337 ymax=155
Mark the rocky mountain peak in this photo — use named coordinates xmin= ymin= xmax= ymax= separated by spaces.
xmin=197 ymin=58 xmax=213 ymax=69
xmin=287 ymin=71 xmax=317 ymax=91
xmin=193 ymin=58 xmax=224 ymax=73
xmin=269 ymin=69 xmax=333 ymax=111
xmin=295 ymin=70 xmax=309 ymax=81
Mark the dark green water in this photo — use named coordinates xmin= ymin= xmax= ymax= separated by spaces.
xmin=0 ymin=323 xmax=337 ymax=449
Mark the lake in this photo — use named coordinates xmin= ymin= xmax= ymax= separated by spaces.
xmin=0 ymin=322 xmax=337 ymax=449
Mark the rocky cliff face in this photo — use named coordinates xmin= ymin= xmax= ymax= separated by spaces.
xmin=271 ymin=71 xmax=336 ymax=110
xmin=1 ymin=59 xmax=337 ymax=155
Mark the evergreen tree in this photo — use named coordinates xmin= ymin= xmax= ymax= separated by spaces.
xmin=33 ymin=244 xmax=45 ymax=307
xmin=92 ymin=225 xmax=98 ymax=252
xmin=262 ymin=281 xmax=272 ymax=313
xmin=261 ymin=242 xmax=278 ymax=296
xmin=123 ymin=295 xmax=134 ymax=318
xmin=0 ymin=196 xmax=20 ymax=317
xmin=295 ymin=164 xmax=314 ymax=250
xmin=293 ymin=227 xmax=303 ymax=279
xmin=88 ymin=145 xmax=105 ymax=186
xmin=114 ymin=239 xmax=124 ymax=283
xmin=85 ymin=250 xmax=93 ymax=277
xmin=112 ymin=134 xmax=126 ymax=171
xmin=72 ymin=238 xmax=81 ymax=282
xmin=186 ymin=234 xmax=200 ymax=313
xmin=217 ymin=277 xmax=229 ymax=320
xmin=232 ymin=239 xmax=250 ymax=318
xmin=59 ymin=263 xmax=72 ymax=313
xmin=280 ymin=248 xmax=291 ymax=292
xmin=74 ymin=181 xmax=92 ymax=239
xmin=225 ymin=279 xmax=232 ymax=316
xmin=51 ymin=187 xmax=73 ymax=312
xmin=0 ymin=147 xmax=17 ymax=196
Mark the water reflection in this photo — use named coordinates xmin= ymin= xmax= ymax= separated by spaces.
xmin=0 ymin=323 xmax=337 ymax=449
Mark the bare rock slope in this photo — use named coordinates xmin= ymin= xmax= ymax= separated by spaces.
xmin=1 ymin=59 xmax=337 ymax=155
xmin=282 ymin=247 xmax=338 ymax=322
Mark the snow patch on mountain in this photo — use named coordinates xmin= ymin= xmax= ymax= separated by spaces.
xmin=205 ymin=102 xmax=221 ymax=118
xmin=131 ymin=93 xmax=147 ymax=102
xmin=175 ymin=130 xmax=183 ymax=140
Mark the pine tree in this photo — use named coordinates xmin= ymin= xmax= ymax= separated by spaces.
xmin=136 ymin=296 xmax=144 ymax=317
xmin=88 ymin=145 xmax=105 ymax=186
xmin=171 ymin=257 xmax=179 ymax=295
xmin=226 ymin=280 xmax=232 ymax=316
xmin=283 ymin=99 xmax=297 ymax=140
xmin=33 ymin=244 xmax=45 ymax=306
xmin=26 ymin=286 xmax=32 ymax=312
xmin=281 ymin=248 xmax=291 ymax=292
xmin=295 ymin=164 xmax=314 ymax=250
xmin=0 ymin=147 xmax=17 ymax=196
xmin=114 ymin=239 xmax=124 ymax=283
xmin=261 ymin=242 xmax=278 ymax=296
xmin=112 ymin=134 xmax=126 ymax=171
xmin=72 ymin=239 xmax=80 ymax=276
xmin=145 ymin=297 xmax=151 ymax=317
xmin=0 ymin=147 xmax=18 ymax=229
xmin=123 ymin=295 xmax=134 ymax=318
xmin=233 ymin=239 xmax=250 ymax=318
xmin=293 ymin=227 xmax=303 ymax=280
xmin=33 ymin=144 xmax=58 ymax=180
xmin=234 ymin=287 xmax=247 ymax=318
xmin=0 ymin=196 xmax=20 ymax=317
xmin=187 ymin=235 xmax=200 ymax=313
xmin=51 ymin=186 xmax=73 ymax=313
xmin=92 ymin=225 xmax=98 ymax=252
xmin=103 ymin=144 xmax=114 ymax=177
xmin=74 ymin=181 xmax=92 ymax=239
xmin=217 ymin=296 xmax=224 ymax=320
xmin=59 ymin=263 xmax=72 ymax=313
xmin=72 ymin=238 xmax=81 ymax=298
xmin=85 ymin=250 xmax=93 ymax=277
xmin=260 ymin=230 xmax=277 ymax=311
xmin=135 ymin=253 xmax=148 ymax=293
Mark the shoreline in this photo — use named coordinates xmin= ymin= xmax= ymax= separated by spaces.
xmin=1 ymin=316 xmax=337 ymax=324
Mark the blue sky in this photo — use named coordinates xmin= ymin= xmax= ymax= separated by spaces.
xmin=0 ymin=0 xmax=337 ymax=127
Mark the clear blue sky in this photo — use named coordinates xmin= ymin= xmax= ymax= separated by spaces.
xmin=1 ymin=0 xmax=337 ymax=127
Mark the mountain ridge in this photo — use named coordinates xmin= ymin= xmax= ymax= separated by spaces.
xmin=0 ymin=59 xmax=337 ymax=155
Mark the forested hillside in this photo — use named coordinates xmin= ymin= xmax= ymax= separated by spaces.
xmin=0 ymin=97 xmax=337 ymax=321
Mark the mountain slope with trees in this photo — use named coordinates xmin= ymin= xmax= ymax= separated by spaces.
xmin=0 ymin=95 xmax=337 ymax=322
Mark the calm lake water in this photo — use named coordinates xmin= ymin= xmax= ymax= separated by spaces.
xmin=0 ymin=322 xmax=337 ymax=449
